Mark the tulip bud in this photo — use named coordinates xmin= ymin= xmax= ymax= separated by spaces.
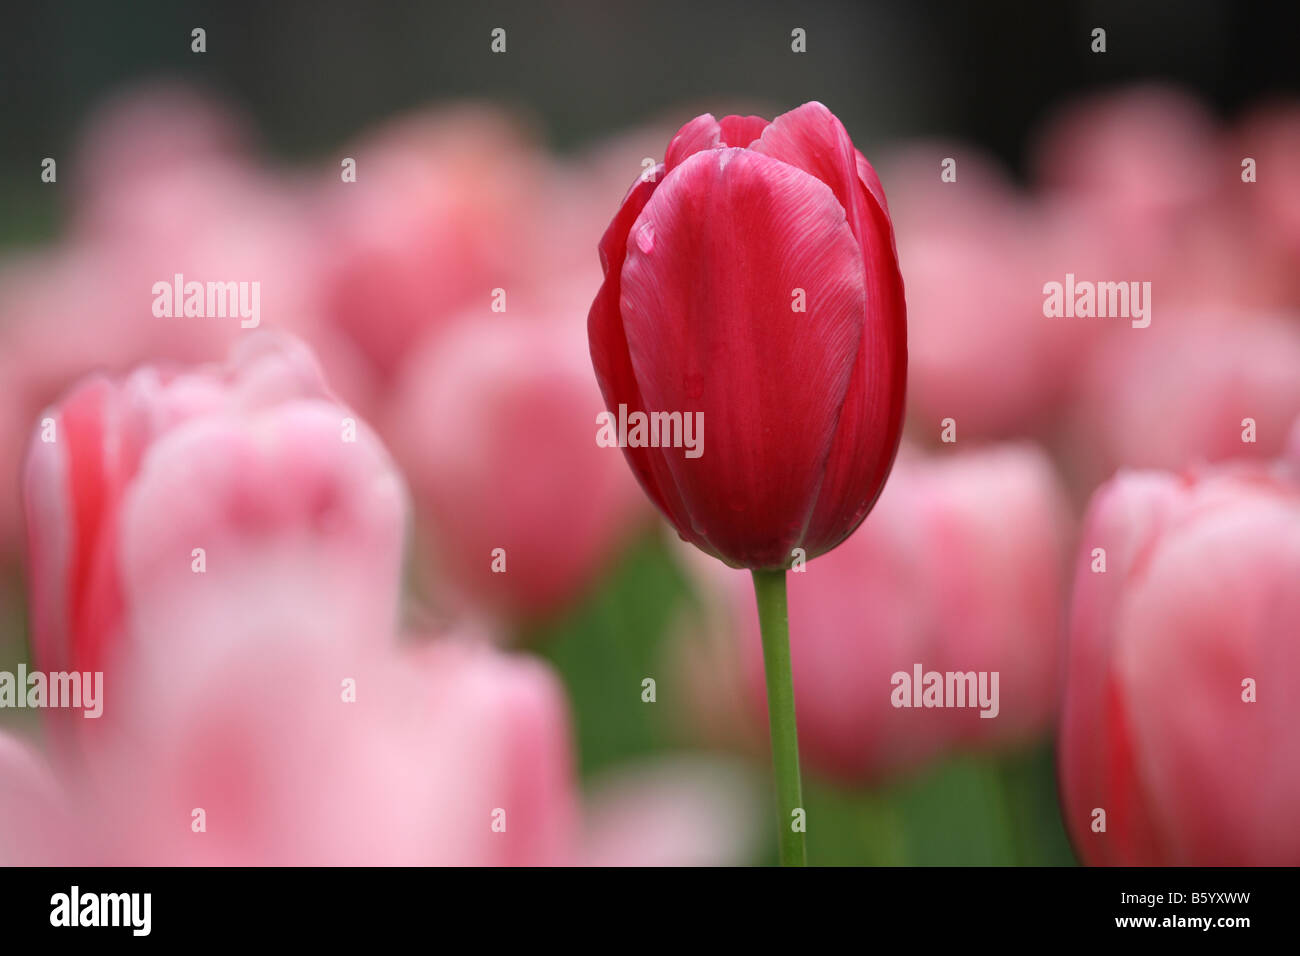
xmin=588 ymin=102 xmax=906 ymax=570
xmin=1059 ymin=461 xmax=1300 ymax=865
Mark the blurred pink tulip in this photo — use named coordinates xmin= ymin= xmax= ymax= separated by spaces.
xmin=98 ymin=633 xmax=580 ymax=866
xmin=315 ymin=106 xmax=547 ymax=382
xmin=22 ymin=334 xmax=406 ymax=703
xmin=1059 ymin=456 xmax=1300 ymax=865
xmin=0 ymin=627 xmax=580 ymax=865
xmin=0 ymin=630 xmax=760 ymax=865
xmin=679 ymin=443 xmax=1072 ymax=783
xmin=64 ymin=89 xmax=328 ymax=358
xmin=0 ymin=87 xmax=343 ymax=566
xmin=68 ymin=84 xmax=254 ymax=236
xmin=883 ymin=143 xmax=1095 ymax=439
xmin=7 ymin=335 xmax=754 ymax=865
xmin=1068 ymin=311 xmax=1300 ymax=491
xmin=1032 ymin=86 xmax=1221 ymax=291
xmin=388 ymin=299 xmax=647 ymax=623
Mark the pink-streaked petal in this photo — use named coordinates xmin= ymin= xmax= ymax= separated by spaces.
xmin=23 ymin=421 xmax=73 ymax=675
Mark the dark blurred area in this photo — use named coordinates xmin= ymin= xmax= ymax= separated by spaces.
xmin=3 ymin=0 xmax=1298 ymax=244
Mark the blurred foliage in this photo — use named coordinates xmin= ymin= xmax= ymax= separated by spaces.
xmin=530 ymin=531 xmax=690 ymax=771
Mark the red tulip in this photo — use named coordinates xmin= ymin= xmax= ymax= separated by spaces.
xmin=588 ymin=102 xmax=907 ymax=570
xmin=1059 ymin=457 xmax=1300 ymax=865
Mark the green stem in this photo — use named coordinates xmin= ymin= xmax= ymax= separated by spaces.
xmin=751 ymin=568 xmax=807 ymax=866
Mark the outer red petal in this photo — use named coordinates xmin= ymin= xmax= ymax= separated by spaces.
xmin=588 ymin=166 xmax=699 ymax=537
xmin=753 ymin=102 xmax=907 ymax=555
xmin=618 ymin=147 xmax=866 ymax=567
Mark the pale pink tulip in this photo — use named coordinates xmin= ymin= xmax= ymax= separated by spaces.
xmin=1067 ymin=311 xmax=1300 ymax=491
xmin=0 ymin=629 xmax=758 ymax=865
xmin=8 ymin=336 xmax=752 ymax=865
xmin=883 ymin=143 xmax=1094 ymax=439
xmin=314 ymin=106 xmax=547 ymax=382
xmin=0 ymin=624 xmax=579 ymax=865
xmin=387 ymin=298 xmax=647 ymax=622
xmin=1031 ymin=85 xmax=1221 ymax=297
xmin=1059 ymin=456 xmax=1300 ymax=865
xmin=22 ymin=334 xmax=406 ymax=702
xmin=0 ymin=87 xmax=339 ymax=565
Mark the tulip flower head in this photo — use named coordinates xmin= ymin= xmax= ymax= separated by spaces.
xmin=1059 ymin=458 xmax=1300 ymax=865
xmin=588 ymin=102 xmax=907 ymax=571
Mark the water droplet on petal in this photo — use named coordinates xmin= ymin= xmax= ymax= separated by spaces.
xmin=635 ymin=221 xmax=655 ymax=254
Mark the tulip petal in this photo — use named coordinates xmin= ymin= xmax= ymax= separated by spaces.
xmin=118 ymin=400 xmax=407 ymax=653
xmin=717 ymin=114 xmax=770 ymax=149
xmin=753 ymin=102 xmax=873 ymax=249
xmin=24 ymin=378 xmax=137 ymax=679
xmin=1120 ymin=493 xmax=1300 ymax=864
xmin=754 ymin=103 xmax=908 ymax=554
xmin=664 ymin=114 xmax=721 ymax=172
xmin=663 ymin=114 xmax=771 ymax=174
xmin=589 ymin=170 xmax=700 ymax=538
xmin=1059 ymin=472 xmax=1187 ymax=865
xmin=619 ymin=147 xmax=866 ymax=567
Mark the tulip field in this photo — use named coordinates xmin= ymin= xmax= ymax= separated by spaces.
xmin=0 ymin=0 xmax=1295 ymax=907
